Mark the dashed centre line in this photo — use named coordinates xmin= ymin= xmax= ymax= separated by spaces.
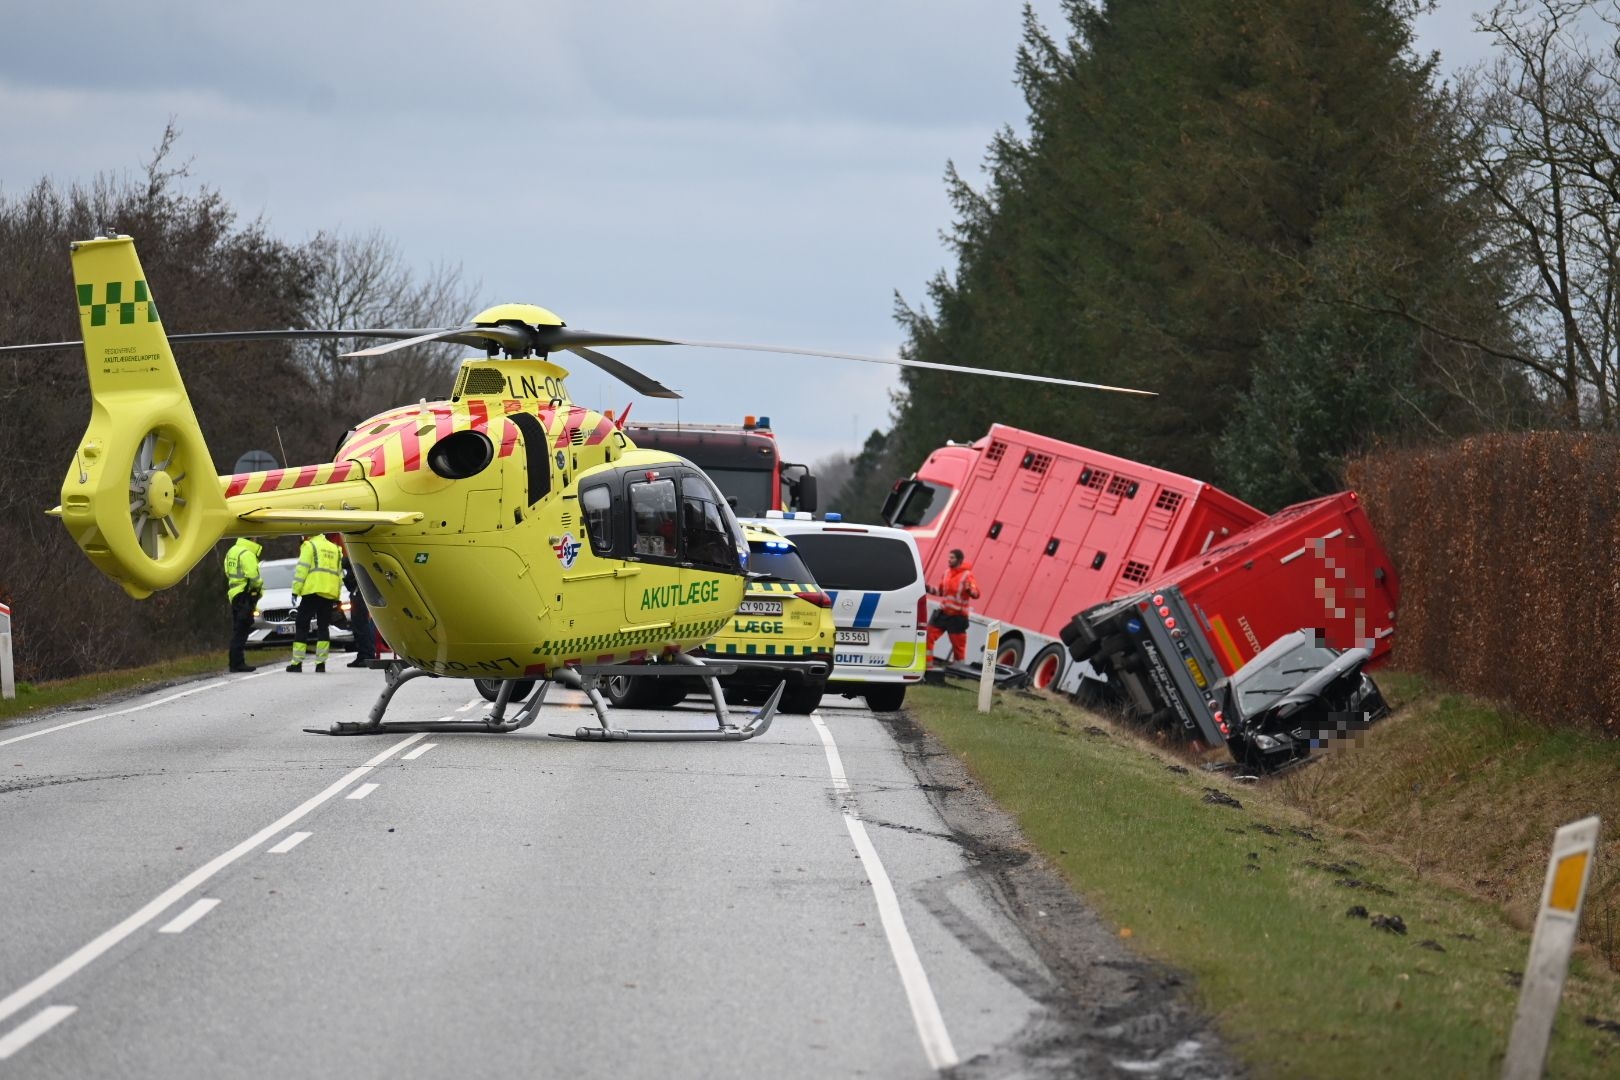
xmin=401 ymin=743 xmax=437 ymax=761
xmin=0 ymin=1006 xmax=75 ymax=1061
xmin=158 ymin=898 xmax=220 ymax=934
xmin=347 ymin=783 xmax=380 ymax=801
xmin=267 ymin=832 xmax=312 ymax=854
xmin=0 ymin=732 xmax=426 ymax=1034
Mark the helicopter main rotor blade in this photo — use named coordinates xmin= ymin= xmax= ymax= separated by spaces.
xmin=581 ymin=335 xmax=1158 ymax=396
xmin=564 ymin=346 xmax=682 ymax=400
xmin=4 ymin=323 xmax=1154 ymax=394
xmin=341 ymin=324 xmax=503 ymax=357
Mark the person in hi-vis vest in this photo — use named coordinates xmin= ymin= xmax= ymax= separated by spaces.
xmin=925 ymin=548 xmax=980 ymax=665
xmin=286 ymin=533 xmax=343 ymax=673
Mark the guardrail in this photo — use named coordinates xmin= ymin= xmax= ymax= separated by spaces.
xmin=1 ymin=601 xmax=13 ymax=700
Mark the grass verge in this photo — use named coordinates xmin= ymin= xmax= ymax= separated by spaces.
xmin=905 ymin=678 xmax=1620 ymax=1078
xmin=0 ymin=651 xmax=231 ymax=725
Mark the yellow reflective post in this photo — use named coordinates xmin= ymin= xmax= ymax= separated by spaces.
xmin=978 ymin=621 xmax=1000 ymax=713
xmin=1503 ymin=815 xmax=1601 ymax=1079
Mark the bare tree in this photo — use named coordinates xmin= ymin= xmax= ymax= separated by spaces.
xmin=297 ymin=230 xmax=479 ymax=419
xmin=1463 ymin=0 xmax=1620 ymax=426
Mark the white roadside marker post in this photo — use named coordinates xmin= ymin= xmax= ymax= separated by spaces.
xmin=1502 ymin=815 xmax=1601 ymax=1080
xmin=0 ymin=601 xmax=14 ymax=700
xmin=977 ymin=622 xmax=1000 ymax=713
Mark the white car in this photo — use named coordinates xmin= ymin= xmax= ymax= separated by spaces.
xmin=748 ymin=513 xmax=927 ymax=711
xmin=247 ymin=557 xmax=354 ymax=650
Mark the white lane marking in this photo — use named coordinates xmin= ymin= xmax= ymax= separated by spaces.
xmin=0 ymin=674 xmax=268 ymax=748
xmin=267 ymin=832 xmax=312 ymax=855
xmin=0 ymin=732 xmax=426 ymax=1028
xmin=401 ymin=743 xmax=436 ymax=761
xmin=811 ymin=715 xmax=958 ymax=1071
xmin=347 ymin=783 xmax=379 ymax=801
xmin=158 ymin=898 xmax=220 ymax=934
xmin=0 ymin=1005 xmax=76 ymax=1060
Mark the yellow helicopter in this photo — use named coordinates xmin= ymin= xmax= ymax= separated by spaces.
xmin=3 ymin=234 xmax=1152 ymax=740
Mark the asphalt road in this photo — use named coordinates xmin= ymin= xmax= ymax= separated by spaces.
xmin=0 ymin=663 xmax=1233 ymax=1079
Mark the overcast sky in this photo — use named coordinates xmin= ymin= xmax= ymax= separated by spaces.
xmin=2 ymin=1 xmax=1497 ymax=467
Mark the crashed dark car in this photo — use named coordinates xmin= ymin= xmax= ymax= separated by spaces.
xmin=1217 ymin=629 xmax=1389 ymax=774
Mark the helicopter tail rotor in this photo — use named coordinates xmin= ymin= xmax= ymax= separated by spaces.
xmin=55 ymin=237 xmax=230 ymax=598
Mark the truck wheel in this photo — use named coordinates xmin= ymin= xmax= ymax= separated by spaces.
xmin=475 ymin=678 xmax=534 ymax=703
xmin=1028 ymin=645 xmax=1065 ymax=690
xmin=1098 ymin=633 xmax=1131 ymax=656
xmin=780 ymin=685 xmax=825 ymax=714
xmin=994 ymin=634 xmax=1025 ymax=669
xmin=863 ymin=684 xmax=906 ymax=711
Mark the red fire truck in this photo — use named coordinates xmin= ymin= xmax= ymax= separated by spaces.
xmin=623 ymin=415 xmax=816 ymax=518
xmin=1062 ymin=492 xmax=1400 ymax=745
xmin=880 ymin=424 xmax=1265 ymax=690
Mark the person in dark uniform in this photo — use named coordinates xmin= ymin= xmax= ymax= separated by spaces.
xmin=343 ymin=556 xmax=377 ymax=667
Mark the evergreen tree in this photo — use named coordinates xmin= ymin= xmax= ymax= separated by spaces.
xmin=893 ymin=0 xmax=1526 ymax=507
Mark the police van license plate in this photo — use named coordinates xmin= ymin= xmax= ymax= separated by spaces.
xmin=738 ymin=599 xmax=784 ymax=616
xmin=835 ymin=629 xmax=870 ymax=645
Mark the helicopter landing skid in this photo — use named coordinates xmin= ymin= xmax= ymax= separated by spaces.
xmin=550 ymin=655 xmax=781 ymax=742
xmin=304 ymin=656 xmax=778 ymax=741
xmin=305 ymin=663 xmax=553 ymax=736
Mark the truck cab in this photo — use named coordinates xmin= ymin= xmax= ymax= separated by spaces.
xmin=625 ymin=415 xmax=816 ymax=518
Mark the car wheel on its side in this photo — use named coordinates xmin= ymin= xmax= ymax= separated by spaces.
xmin=863 ymin=684 xmax=906 ymax=712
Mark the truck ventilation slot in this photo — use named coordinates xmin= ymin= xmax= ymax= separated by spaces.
xmin=1020 ymin=451 xmax=1053 ymax=474
xmin=1122 ymin=560 xmax=1152 ymax=584
xmin=989 ymin=521 xmax=1003 ymax=539
xmin=1079 ymin=468 xmax=1108 ymax=490
xmin=986 ymin=441 xmax=1007 ymax=464
xmin=1107 ymin=475 xmax=1134 ymax=497
xmin=1091 ymin=552 xmax=1108 ymax=570
xmin=1155 ymin=490 xmax=1185 ymax=514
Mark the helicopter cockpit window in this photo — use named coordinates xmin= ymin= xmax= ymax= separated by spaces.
xmin=581 ymin=484 xmax=615 ymax=555
xmin=629 ymin=477 xmax=679 ymax=560
xmin=681 ymin=481 xmax=734 ymax=569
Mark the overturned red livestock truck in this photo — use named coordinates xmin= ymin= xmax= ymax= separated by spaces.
xmin=881 ymin=424 xmax=1265 ymax=689
xmin=1062 ymin=491 xmax=1400 ymax=755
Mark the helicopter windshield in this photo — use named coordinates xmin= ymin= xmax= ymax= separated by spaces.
xmin=615 ymin=468 xmax=746 ymax=573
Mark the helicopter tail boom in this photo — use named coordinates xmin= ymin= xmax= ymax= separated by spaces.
xmin=57 ymin=236 xmax=231 ymax=599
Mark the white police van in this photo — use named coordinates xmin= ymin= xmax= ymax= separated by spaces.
xmin=750 ymin=512 xmax=927 ymax=711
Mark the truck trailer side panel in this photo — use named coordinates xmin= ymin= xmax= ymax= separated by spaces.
xmin=888 ymin=424 xmax=1264 ymax=689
